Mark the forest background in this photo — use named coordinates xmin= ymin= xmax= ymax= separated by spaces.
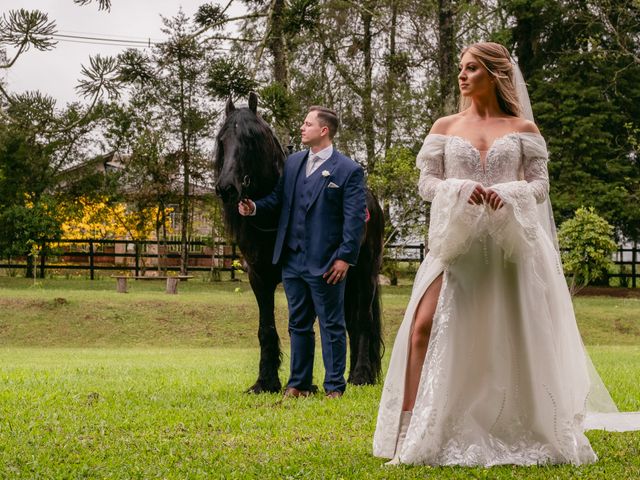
xmin=0 ymin=0 xmax=638 ymax=275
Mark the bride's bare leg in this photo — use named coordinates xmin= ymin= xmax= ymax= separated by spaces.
xmin=385 ymin=274 xmax=443 ymax=465
xmin=402 ymin=274 xmax=443 ymax=412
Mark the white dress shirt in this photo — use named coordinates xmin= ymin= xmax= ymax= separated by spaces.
xmin=306 ymin=144 xmax=333 ymax=177
xmin=249 ymin=144 xmax=334 ymax=216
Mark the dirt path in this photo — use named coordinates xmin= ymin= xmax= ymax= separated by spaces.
xmin=576 ymin=286 xmax=640 ymax=298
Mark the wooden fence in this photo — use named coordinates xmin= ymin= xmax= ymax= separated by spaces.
xmin=385 ymin=243 xmax=639 ymax=288
xmin=0 ymin=239 xmax=638 ymax=287
xmin=0 ymin=239 xmax=240 ymax=280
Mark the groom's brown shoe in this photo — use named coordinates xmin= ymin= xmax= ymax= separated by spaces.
xmin=283 ymin=387 xmax=311 ymax=398
xmin=325 ymin=390 xmax=343 ymax=399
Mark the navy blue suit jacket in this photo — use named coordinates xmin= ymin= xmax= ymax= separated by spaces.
xmin=254 ymin=148 xmax=366 ymax=276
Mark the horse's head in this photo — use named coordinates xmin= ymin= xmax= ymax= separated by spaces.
xmin=214 ymin=92 xmax=285 ymax=204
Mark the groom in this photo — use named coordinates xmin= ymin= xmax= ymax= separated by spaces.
xmin=238 ymin=106 xmax=366 ymax=398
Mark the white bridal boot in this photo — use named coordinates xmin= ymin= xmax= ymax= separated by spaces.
xmin=385 ymin=411 xmax=412 ymax=466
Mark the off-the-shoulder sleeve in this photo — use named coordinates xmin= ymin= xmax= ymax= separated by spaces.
xmin=520 ymin=132 xmax=549 ymax=204
xmin=416 ymin=134 xmax=447 ymax=202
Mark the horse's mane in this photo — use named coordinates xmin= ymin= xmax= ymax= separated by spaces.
xmin=215 ymin=107 xmax=286 ymax=245
xmin=215 ymin=108 xmax=285 ymax=181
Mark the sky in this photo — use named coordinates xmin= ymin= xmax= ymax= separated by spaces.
xmin=2 ymin=0 xmax=240 ymax=107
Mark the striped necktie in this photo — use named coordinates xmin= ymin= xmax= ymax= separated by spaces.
xmin=306 ymin=154 xmax=321 ymax=177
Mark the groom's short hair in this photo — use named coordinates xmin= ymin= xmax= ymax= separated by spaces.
xmin=309 ymin=106 xmax=339 ymax=139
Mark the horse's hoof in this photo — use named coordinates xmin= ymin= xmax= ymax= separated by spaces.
xmin=348 ymin=377 xmax=374 ymax=386
xmin=246 ymin=380 xmax=281 ymax=394
xmin=348 ymin=368 xmax=375 ymax=386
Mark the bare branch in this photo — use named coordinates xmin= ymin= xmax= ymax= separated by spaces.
xmin=339 ymin=0 xmax=383 ymax=24
xmin=76 ymin=54 xmax=121 ymax=100
xmin=72 ymin=0 xmax=112 ymax=12
xmin=50 ymin=54 xmax=121 ymax=132
xmin=1 ymin=42 xmax=28 ymax=71
xmin=219 ymin=0 xmax=235 ymax=17
xmin=0 ymin=9 xmax=57 ymax=54
xmin=593 ymin=4 xmax=640 ymax=65
xmin=191 ymin=12 xmax=268 ymax=40
xmin=0 ymin=80 xmax=16 ymax=106
xmin=318 ymin=32 xmax=364 ymax=97
xmin=250 ymin=0 xmax=276 ymax=79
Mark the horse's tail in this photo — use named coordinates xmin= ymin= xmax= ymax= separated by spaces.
xmin=368 ymin=189 xmax=385 ymax=383
xmin=369 ymin=270 xmax=384 ymax=383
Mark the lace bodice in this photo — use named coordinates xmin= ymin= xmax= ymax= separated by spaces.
xmin=417 ymin=132 xmax=549 ymax=203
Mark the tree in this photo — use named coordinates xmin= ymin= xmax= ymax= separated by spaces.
xmin=0 ymin=7 xmax=119 ymax=275
xmin=117 ymin=10 xmax=218 ymax=275
xmin=222 ymin=0 xmax=319 ymax=139
xmin=119 ymin=124 xmax=180 ymax=272
xmin=60 ymin=196 xmax=171 ymax=240
xmin=311 ymin=0 xmax=384 ymax=172
xmin=502 ymin=0 xmax=640 ymax=240
xmin=368 ymin=145 xmax=422 ymax=243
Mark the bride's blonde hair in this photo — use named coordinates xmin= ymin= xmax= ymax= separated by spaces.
xmin=459 ymin=42 xmax=521 ymax=117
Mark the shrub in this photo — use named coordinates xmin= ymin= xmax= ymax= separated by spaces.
xmin=558 ymin=206 xmax=617 ymax=293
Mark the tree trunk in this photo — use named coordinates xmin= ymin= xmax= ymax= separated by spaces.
xmin=383 ymin=0 xmax=398 ymax=154
xmin=510 ymin=4 xmax=536 ymax=80
xmin=268 ymin=0 xmax=289 ymax=88
xmin=178 ymin=51 xmax=190 ymax=276
xmin=180 ymin=154 xmax=190 ymax=276
xmin=160 ymin=203 xmax=168 ymax=275
xmin=362 ymin=3 xmax=376 ymax=173
xmin=438 ymin=0 xmax=458 ymax=116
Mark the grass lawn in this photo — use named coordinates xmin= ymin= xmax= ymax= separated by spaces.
xmin=0 ymin=277 xmax=639 ymax=479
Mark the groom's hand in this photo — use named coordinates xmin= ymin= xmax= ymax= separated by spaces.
xmin=323 ymin=260 xmax=349 ymax=285
xmin=238 ymin=199 xmax=256 ymax=216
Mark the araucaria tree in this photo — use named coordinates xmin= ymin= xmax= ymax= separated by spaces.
xmin=0 ymin=6 xmax=119 ymax=276
xmin=117 ymin=9 xmax=220 ymax=275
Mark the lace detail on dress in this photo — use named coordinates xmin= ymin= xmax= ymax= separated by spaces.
xmin=416 ymin=132 xmax=550 ymax=197
xmin=488 ymin=180 xmax=540 ymax=259
xmin=434 ymin=431 xmax=558 ymax=466
xmin=523 ymin=157 xmax=549 ymax=203
xmin=428 ymin=179 xmax=484 ymax=264
xmin=520 ymin=133 xmax=550 ymax=204
xmin=396 ymin=261 xmax=598 ymax=466
xmin=416 ymin=135 xmax=446 ymax=201
xmin=427 ymin=178 xmax=541 ymax=264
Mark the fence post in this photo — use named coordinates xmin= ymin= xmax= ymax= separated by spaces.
xmin=419 ymin=243 xmax=425 ymax=262
xmin=633 ymin=243 xmax=637 ymax=289
xmin=89 ymin=239 xmax=95 ymax=280
xmin=135 ymin=241 xmax=140 ymax=277
xmin=231 ymin=244 xmax=236 ymax=280
xmin=39 ymin=239 xmax=46 ymax=279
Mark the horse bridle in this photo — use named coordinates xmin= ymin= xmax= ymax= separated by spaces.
xmin=240 ymin=175 xmax=251 ymax=200
xmin=240 ymin=173 xmax=278 ymax=233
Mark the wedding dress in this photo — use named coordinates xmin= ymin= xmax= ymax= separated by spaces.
xmin=372 ymin=132 xmax=640 ymax=466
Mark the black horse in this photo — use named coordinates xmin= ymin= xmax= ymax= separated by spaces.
xmin=214 ymin=92 xmax=384 ymax=393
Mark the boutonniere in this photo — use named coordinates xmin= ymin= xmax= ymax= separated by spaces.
xmin=322 ymin=170 xmax=330 ymax=177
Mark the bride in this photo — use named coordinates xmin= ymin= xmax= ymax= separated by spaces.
xmin=373 ymin=41 xmax=640 ymax=467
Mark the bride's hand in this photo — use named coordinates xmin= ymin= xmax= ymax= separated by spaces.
xmin=484 ymin=188 xmax=504 ymax=210
xmin=468 ymin=184 xmax=486 ymax=205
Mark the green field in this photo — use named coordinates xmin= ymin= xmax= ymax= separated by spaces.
xmin=0 ymin=277 xmax=639 ymax=479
